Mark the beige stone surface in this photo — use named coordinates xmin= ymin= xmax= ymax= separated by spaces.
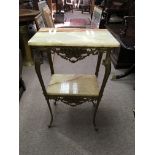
xmin=46 ymin=74 xmax=99 ymax=96
xmin=28 ymin=28 xmax=120 ymax=48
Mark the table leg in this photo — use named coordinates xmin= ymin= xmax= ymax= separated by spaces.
xmin=19 ymin=25 xmax=34 ymax=66
xmin=95 ymin=52 xmax=103 ymax=77
xmin=34 ymin=54 xmax=53 ymax=128
xmin=47 ymin=51 xmax=55 ymax=75
xmin=93 ymin=51 xmax=111 ymax=131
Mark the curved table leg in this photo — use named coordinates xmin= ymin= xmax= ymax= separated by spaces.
xmin=95 ymin=52 xmax=103 ymax=77
xmin=34 ymin=53 xmax=54 ymax=128
xmin=46 ymin=98 xmax=53 ymax=128
xmin=93 ymin=51 xmax=111 ymax=131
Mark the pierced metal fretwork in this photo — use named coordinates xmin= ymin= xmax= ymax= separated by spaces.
xmin=51 ymin=47 xmax=102 ymax=63
xmin=31 ymin=45 xmax=113 ymax=130
xmin=31 ymin=46 xmax=107 ymax=63
xmin=49 ymin=96 xmax=98 ymax=107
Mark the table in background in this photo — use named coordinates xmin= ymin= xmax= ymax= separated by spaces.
xmin=19 ymin=9 xmax=40 ymax=66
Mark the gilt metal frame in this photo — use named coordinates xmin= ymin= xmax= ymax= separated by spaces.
xmin=32 ymin=46 xmax=112 ymax=131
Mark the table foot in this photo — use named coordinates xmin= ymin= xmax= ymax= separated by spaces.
xmin=92 ymin=101 xmax=96 ymax=107
xmin=111 ymin=75 xmax=117 ymax=80
xmin=46 ymin=98 xmax=53 ymax=128
xmin=133 ymin=108 xmax=135 ymax=117
xmin=48 ymin=115 xmax=53 ymax=128
xmin=54 ymin=100 xmax=57 ymax=106
xmin=23 ymin=61 xmax=34 ymax=67
xmin=93 ymin=119 xmax=99 ymax=131
xmin=19 ymin=78 xmax=26 ymax=100
xmin=94 ymin=127 xmax=99 ymax=131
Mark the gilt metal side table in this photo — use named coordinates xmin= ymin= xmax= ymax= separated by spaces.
xmin=28 ymin=28 xmax=120 ymax=130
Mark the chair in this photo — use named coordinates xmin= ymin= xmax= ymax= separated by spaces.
xmin=57 ymin=0 xmax=64 ymax=13
xmin=38 ymin=1 xmax=49 ymax=25
xmin=65 ymin=0 xmax=74 ymax=12
xmin=103 ymin=0 xmax=129 ymax=24
xmin=90 ymin=6 xmax=103 ymax=28
xmin=38 ymin=0 xmax=47 ymax=12
xmin=68 ymin=6 xmax=103 ymax=28
xmin=19 ymin=0 xmax=33 ymax=9
xmin=109 ymin=16 xmax=135 ymax=79
xmin=42 ymin=5 xmax=55 ymax=27
xmin=34 ymin=13 xmax=46 ymax=30
xmin=81 ymin=0 xmax=91 ymax=14
xmin=34 ymin=12 xmax=55 ymax=63
xmin=35 ymin=6 xmax=80 ymax=28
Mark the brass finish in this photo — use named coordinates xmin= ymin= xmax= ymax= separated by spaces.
xmin=33 ymin=47 xmax=113 ymax=130
xmin=47 ymin=51 xmax=54 ymax=75
xmin=48 ymin=96 xmax=97 ymax=107
xmin=51 ymin=47 xmax=98 ymax=63
xmin=95 ymin=52 xmax=103 ymax=77
xmin=93 ymin=50 xmax=111 ymax=131
xmin=34 ymin=55 xmax=53 ymax=128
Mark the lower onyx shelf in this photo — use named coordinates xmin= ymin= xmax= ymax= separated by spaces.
xmin=46 ymin=74 xmax=99 ymax=97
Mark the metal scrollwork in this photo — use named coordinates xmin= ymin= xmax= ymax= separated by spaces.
xmin=51 ymin=96 xmax=97 ymax=107
xmin=51 ymin=47 xmax=99 ymax=63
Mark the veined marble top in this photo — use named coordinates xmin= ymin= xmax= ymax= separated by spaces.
xmin=47 ymin=74 xmax=99 ymax=96
xmin=28 ymin=28 xmax=120 ymax=48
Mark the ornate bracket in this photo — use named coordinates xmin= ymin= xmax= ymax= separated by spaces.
xmin=50 ymin=96 xmax=97 ymax=107
xmin=51 ymin=47 xmax=106 ymax=63
xmin=31 ymin=46 xmax=108 ymax=63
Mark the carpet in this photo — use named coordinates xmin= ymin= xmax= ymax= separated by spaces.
xmin=20 ymin=54 xmax=135 ymax=155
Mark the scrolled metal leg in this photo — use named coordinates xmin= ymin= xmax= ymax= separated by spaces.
xmin=45 ymin=98 xmax=53 ymax=128
xmin=47 ymin=51 xmax=54 ymax=75
xmin=93 ymin=51 xmax=111 ymax=131
xmin=95 ymin=52 xmax=103 ymax=77
xmin=54 ymin=100 xmax=57 ymax=106
xmin=34 ymin=52 xmax=54 ymax=128
xmin=93 ymin=100 xmax=100 ymax=131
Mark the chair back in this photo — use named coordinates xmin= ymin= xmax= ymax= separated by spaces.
xmin=42 ymin=5 xmax=55 ymax=27
xmin=120 ymin=16 xmax=135 ymax=39
xmin=66 ymin=0 xmax=74 ymax=5
xmin=83 ymin=0 xmax=91 ymax=6
xmin=91 ymin=6 xmax=103 ymax=28
xmin=35 ymin=13 xmax=45 ymax=30
xmin=38 ymin=1 xmax=47 ymax=26
xmin=38 ymin=0 xmax=47 ymax=12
